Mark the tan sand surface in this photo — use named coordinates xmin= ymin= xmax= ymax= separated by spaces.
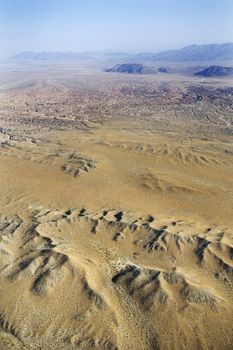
xmin=0 ymin=66 xmax=233 ymax=349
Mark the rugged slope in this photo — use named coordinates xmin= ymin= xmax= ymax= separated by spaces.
xmin=0 ymin=207 xmax=233 ymax=349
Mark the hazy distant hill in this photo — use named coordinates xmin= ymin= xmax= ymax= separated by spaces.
xmin=10 ymin=51 xmax=102 ymax=60
xmin=194 ymin=65 xmax=233 ymax=77
xmin=144 ymin=43 xmax=233 ymax=62
xmin=11 ymin=43 xmax=233 ymax=62
xmin=10 ymin=51 xmax=131 ymax=61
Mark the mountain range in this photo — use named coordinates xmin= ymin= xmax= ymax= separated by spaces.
xmin=11 ymin=43 xmax=233 ymax=62
xmin=141 ymin=43 xmax=233 ymax=61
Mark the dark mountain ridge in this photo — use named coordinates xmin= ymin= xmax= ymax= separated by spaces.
xmin=194 ymin=65 xmax=233 ymax=77
xmin=105 ymin=63 xmax=158 ymax=74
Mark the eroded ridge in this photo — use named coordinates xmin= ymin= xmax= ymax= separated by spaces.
xmin=0 ymin=208 xmax=233 ymax=349
xmin=0 ymin=211 xmax=118 ymax=350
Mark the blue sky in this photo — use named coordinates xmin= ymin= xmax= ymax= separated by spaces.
xmin=0 ymin=0 xmax=233 ymax=57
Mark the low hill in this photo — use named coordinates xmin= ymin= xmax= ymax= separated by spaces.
xmin=105 ymin=63 xmax=158 ymax=74
xmin=194 ymin=65 xmax=233 ymax=77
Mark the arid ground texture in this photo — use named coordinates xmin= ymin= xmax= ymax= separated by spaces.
xmin=0 ymin=61 xmax=233 ymax=349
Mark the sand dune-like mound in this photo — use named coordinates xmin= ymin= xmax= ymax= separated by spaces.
xmin=110 ymin=141 xmax=228 ymax=166
xmin=61 ymin=153 xmax=96 ymax=177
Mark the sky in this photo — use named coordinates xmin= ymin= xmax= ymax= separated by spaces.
xmin=0 ymin=0 xmax=233 ymax=58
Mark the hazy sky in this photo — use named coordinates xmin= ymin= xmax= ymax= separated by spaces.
xmin=0 ymin=0 xmax=233 ymax=57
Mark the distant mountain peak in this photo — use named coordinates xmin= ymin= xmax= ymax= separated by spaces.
xmin=150 ymin=43 xmax=233 ymax=61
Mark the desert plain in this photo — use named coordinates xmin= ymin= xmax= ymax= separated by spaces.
xmin=0 ymin=61 xmax=233 ymax=349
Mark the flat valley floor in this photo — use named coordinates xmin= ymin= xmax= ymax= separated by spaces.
xmin=0 ymin=63 xmax=233 ymax=349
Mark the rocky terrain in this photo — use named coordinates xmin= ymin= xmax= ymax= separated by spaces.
xmin=0 ymin=64 xmax=233 ymax=137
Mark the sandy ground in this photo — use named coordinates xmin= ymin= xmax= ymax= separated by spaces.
xmin=0 ymin=65 xmax=233 ymax=349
